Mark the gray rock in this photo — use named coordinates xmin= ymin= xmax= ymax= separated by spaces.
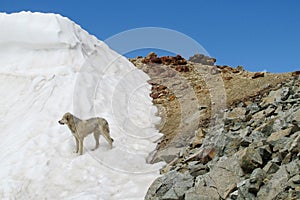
xmin=145 ymin=171 xmax=194 ymax=200
xmin=257 ymin=165 xmax=289 ymax=200
xmin=248 ymin=168 xmax=266 ymax=194
xmin=237 ymin=179 xmax=256 ymax=200
xmin=263 ymin=161 xmax=280 ymax=174
xmin=290 ymin=108 xmax=300 ymax=126
xmin=227 ymin=107 xmax=247 ymax=121
xmin=185 ymin=186 xmax=219 ymax=200
xmin=199 ymin=156 xmax=242 ymax=199
xmin=223 ymin=135 xmax=242 ymax=156
xmin=266 ymin=127 xmax=293 ymax=149
xmin=248 ymin=131 xmax=266 ymax=144
xmin=281 ymin=87 xmax=290 ymax=101
xmin=285 ymin=159 xmax=300 ymax=177
xmin=246 ymin=103 xmax=260 ymax=114
xmin=287 ymin=174 xmax=300 ymax=189
xmin=257 ymin=145 xmax=272 ymax=164
xmin=188 ymin=161 xmax=208 ymax=177
xmin=288 ymin=131 xmax=300 ymax=154
xmin=260 ymin=89 xmax=282 ymax=106
xmin=162 ymin=187 xmax=178 ymax=200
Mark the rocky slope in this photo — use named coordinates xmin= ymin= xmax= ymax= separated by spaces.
xmin=130 ymin=53 xmax=300 ymax=200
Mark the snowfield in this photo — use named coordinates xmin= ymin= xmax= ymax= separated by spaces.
xmin=0 ymin=12 xmax=164 ymax=199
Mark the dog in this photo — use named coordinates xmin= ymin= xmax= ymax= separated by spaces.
xmin=58 ymin=112 xmax=113 ymax=155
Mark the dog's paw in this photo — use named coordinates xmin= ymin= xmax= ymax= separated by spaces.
xmin=73 ymin=150 xmax=79 ymax=154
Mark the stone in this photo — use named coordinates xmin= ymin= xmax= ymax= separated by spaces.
xmin=188 ymin=162 xmax=208 ymax=177
xmin=237 ymin=179 xmax=256 ymax=200
xmin=263 ymin=161 xmax=280 ymax=174
xmin=238 ymin=147 xmax=263 ymax=173
xmin=251 ymin=110 xmax=265 ymax=123
xmin=267 ymin=127 xmax=293 ymax=146
xmin=285 ymin=159 xmax=300 ymax=177
xmin=252 ymin=72 xmax=265 ymax=79
xmin=291 ymin=109 xmax=300 ymax=126
xmin=289 ymin=132 xmax=300 ymax=154
xmin=161 ymin=187 xmax=178 ymax=200
xmin=190 ymin=128 xmax=205 ymax=148
xmin=288 ymin=174 xmax=300 ymax=189
xmin=188 ymin=53 xmax=216 ymax=66
xmin=172 ymin=176 xmax=194 ymax=199
xmin=261 ymin=89 xmax=282 ymax=106
xmin=185 ymin=146 xmax=216 ymax=164
xmin=257 ymin=165 xmax=289 ymax=200
xmin=223 ymin=135 xmax=243 ymax=155
xmin=185 ymin=186 xmax=219 ymax=200
xmin=227 ymin=107 xmax=247 ymax=120
xmin=248 ymin=168 xmax=266 ymax=194
xmin=257 ymin=145 xmax=272 ymax=164
xmin=205 ymin=156 xmax=242 ymax=199
xmin=150 ymin=147 xmax=180 ymax=163
xmin=246 ymin=103 xmax=260 ymax=114
xmin=145 ymin=171 xmax=194 ymax=200
xmin=281 ymin=87 xmax=290 ymax=101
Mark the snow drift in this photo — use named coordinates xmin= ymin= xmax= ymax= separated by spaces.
xmin=0 ymin=12 xmax=163 ymax=199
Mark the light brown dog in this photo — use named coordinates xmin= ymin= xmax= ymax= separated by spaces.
xmin=58 ymin=112 xmax=113 ymax=155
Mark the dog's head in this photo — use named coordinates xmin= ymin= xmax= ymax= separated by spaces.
xmin=58 ymin=112 xmax=72 ymax=125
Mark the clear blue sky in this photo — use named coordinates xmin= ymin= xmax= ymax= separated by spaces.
xmin=1 ymin=0 xmax=299 ymax=73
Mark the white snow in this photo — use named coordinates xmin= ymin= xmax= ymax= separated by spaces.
xmin=0 ymin=12 xmax=164 ymax=199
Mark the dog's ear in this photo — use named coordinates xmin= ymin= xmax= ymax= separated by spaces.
xmin=65 ymin=113 xmax=71 ymax=121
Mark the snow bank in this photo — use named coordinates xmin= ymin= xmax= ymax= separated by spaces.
xmin=0 ymin=12 xmax=163 ymax=199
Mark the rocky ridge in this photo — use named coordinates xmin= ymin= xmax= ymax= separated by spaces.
xmin=130 ymin=53 xmax=300 ymax=200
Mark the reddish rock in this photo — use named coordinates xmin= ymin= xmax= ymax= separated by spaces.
xmin=188 ymin=53 xmax=216 ymax=65
xmin=252 ymin=72 xmax=265 ymax=79
xmin=292 ymin=71 xmax=300 ymax=77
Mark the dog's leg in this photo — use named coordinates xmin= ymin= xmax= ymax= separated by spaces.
xmin=92 ymin=131 xmax=100 ymax=151
xmin=74 ymin=136 xmax=79 ymax=153
xmin=102 ymin=130 xmax=113 ymax=149
xmin=78 ymin=138 xmax=84 ymax=155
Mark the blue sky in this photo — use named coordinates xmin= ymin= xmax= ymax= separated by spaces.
xmin=1 ymin=0 xmax=299 ymax=73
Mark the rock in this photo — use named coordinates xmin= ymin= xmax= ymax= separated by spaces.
xmin=248 ymin=168 xmax=266 ymax=194
xmin=288 ymin=131 xmax=300 ymax=154
xmin=257 ymin=145 xmax=272 ymax=164
xmin=261 ymin=89 xmax=282 ymax=106
xmin=145 ymin=171 xmax=194 ymax=200
xmin=185 ymin=185 xmax=219 ymax=200
xmin=205 ymin=156 xmax=242 ymax=199
xmin=285 ymin=159 xmax=300 ymax=177
xmin=185 ymin=146 xmax=216 ymax=164
xmin=290 ymin=109 xmax=300 ymax=126
xmin=237 ymin=179 xmax=256 ymax=200
xmin=161 ymin=187 xmax=178 ymax=200
xmin=267 ymin=126 xmax=292 ymax=142
xmin=257 ymin=165 xmax=289 ymax=199
xmin=238 ymin=147 xmax=263 ymax=173
xmin=151 ymin=147 xmax=180 ymax=163
xmin=252 ymin=72 xmax=265 ymax=79
xmin=281 ymin=87 xmax=290 ymax=101
xmin=227 ymin=107 xmax=247 ymax=120
xmin=187 ymin=161 xmax=208 ymax=177
xmin=246 ymin=103 xmax=261 ymax=114
xmin=188 ymin=53 xmax=216 ymax=65
xmin=251 ymin=110 xmax=265 ymax=123
xmin=288 ymin=174 xmax=300 ymax=189
xmin=223 ymin=135 xmax=243 ymax=155
xmin=190 ymin=128 xmax=205 ymax=148
xmin=263 ymin=161 xmax=280 ymax=174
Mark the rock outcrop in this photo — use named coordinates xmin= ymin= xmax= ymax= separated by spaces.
xmin=130 ymin=53 xmax=299 ymax=200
